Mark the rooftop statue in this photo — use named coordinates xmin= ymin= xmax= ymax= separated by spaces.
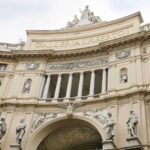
xmin=66 ymin=5 xmax=103 ymax=28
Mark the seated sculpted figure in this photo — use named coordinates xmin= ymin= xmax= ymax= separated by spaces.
xmin=127 ymin=110 xmax=138 ymax=137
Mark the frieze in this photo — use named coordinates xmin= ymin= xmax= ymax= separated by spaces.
xmin=31 ymin=27 xmax=131 ymax=50
xmin=47 ymin=58 xmax=108 ymax=71
xmin=26 ymin=62 xmax=40 ymax=70
xmin=115 ymin=49 xmax=131 ymax=59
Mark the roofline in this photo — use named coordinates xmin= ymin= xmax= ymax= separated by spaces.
xmin=26 ymin=11 xmax=144 ymax=35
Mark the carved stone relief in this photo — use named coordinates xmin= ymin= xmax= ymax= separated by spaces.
xmin=31 ymin=113 xmax=57 ymax=132
xmin=47 ymin=58 xmax=108 ymax=71
xmin=26 ymin=63 xmax=40 ymax=70
xmin=115 ymin=49 xmax=131 ymax=59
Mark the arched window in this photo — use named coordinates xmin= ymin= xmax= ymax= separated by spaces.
xmin=120 ymin=68 xmax=128 ymax=83
xmin=22 ymin=79 xmax=32 ymax=93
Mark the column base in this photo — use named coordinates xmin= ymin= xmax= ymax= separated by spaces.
xmin=102 ymin=140 xmax=117 ymax=150
xmin=51 ymin=99 xmax=58 ymax=103
xmin=10 ymin=144 xmax=22 ymax=150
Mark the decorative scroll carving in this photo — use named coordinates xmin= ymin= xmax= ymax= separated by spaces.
xmin=26 ymin=63 xmax=40 ymax=70
xmin=31 ymin=113 xmax=57 ymax=132
xmin=115 ymin=49 xmax=131 ymax=59
xmin=47 ymin=58 xmax=108 ymax=71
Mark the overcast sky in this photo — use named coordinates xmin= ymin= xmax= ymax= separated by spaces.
xmin=0 ymin=0 xmax=150 ymax=43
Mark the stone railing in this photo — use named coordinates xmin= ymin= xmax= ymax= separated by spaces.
xmin=39 ymin=92 xmax=107 ymax=103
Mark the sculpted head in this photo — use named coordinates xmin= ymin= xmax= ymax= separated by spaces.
xmin=20 ymin=119 xmax=25 ymax=123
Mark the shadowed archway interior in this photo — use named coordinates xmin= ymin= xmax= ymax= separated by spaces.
xmin=37 ymin=124 xmax=102 ymax=150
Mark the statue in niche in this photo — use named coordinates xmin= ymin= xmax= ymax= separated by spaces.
xmin=23 ymin=79 xmax=31 ymax=93
xmin=0 ymin=117 xmax=7 ymax=140
xmin=120 ymin=73 xmax=128 ymax=83
xmin=31 ymin=113 xmax=57 ymax=132
xmin=103 ymin=112 xmax=115 ymax=140
xmin=126 ymin=110 xmax=139 ymax=137
xmin=16 ymin=119 xmax=26 ymax=145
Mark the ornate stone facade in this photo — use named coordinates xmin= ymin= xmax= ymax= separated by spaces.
xmin=0 ymin=10 xmax=149 ymax=150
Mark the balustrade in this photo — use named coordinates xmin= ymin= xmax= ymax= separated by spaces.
xmin=41 ymin=68 xmax=108 ymax=102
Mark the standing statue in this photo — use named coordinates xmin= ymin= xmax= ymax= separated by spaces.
xmin=103 ymin=112 xmax=115 ymax=140
xmin=0 ymin=118 xmax=7 ymax=140
xmin=80 ymin=5 xmax=91 ymax=20
xmin=126 ymin=110 xmax=139 ymax=137
xmin=16 ymin=119 xmax=26 ymax=145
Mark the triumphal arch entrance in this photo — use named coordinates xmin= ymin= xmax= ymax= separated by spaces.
xmin=28 ymin=116 xmax=105 ymax=150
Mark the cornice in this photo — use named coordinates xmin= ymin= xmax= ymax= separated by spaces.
xmin=0 ymin=31 xmax=150 ymax=59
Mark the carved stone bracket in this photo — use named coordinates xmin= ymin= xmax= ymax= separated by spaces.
xmin=47 ymin=58 xmax=108 ymax=71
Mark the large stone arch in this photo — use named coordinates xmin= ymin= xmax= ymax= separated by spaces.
xmin=25 ymin=114 xmax=105 ymax=150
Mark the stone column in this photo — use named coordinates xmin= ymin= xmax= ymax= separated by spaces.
xmin=89 ymin=70 xmax=95 ymax=96
xmin=54 ymin=74 xmax=62 ymax=99
xmin=42 ymin=75 xmax=51 ymax=99
xmin=77 ymin=72 xmax=84 ymax=97
xmin=65 ymin=73 xmax=73 ymax=99
xmin=102 ymin=68 xmax=106 ymax=93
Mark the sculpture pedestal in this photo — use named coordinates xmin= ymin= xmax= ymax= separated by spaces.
xmin=10 ymin=144 xmax=22 ymax=150
xmin=102 ymin=140 xmax=117 ymax=150
xmin=124 ymin=137 xmax=144 ymax=150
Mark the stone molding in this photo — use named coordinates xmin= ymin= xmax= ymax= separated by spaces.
xmin=0 ymin=31 xmax=149 ymax=59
